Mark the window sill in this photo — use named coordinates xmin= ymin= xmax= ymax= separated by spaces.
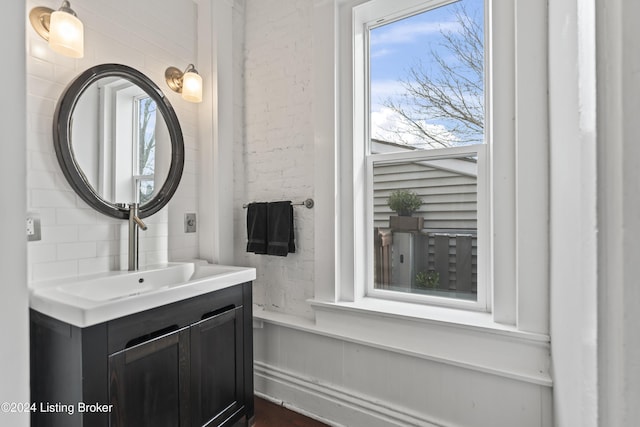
xmin=311 ymin=297 xmax=544 ymax=339
xmin=253 ymin=298 xmax=551 ymax=387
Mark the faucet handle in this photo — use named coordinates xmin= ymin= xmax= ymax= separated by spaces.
xmin=132 ymin=216 xmax=148 ymax=231
xmin=127 ymin=203 xmax=148 ymax=231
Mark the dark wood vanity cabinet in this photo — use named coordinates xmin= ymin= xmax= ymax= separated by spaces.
xmin=30 ymin=282 xmax=254 ymax=427
xmin=108 ymin=325 xmax=190 ymax=427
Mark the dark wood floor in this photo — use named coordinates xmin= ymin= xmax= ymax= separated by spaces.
xmin=253 ymin=397 xmax=329 ymax=427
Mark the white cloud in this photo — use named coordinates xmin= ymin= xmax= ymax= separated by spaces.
xmin=370 ymin=20 xmax=460 ymax=47
xmin=371 ymin=107 xmax=459 ymax=149
xmin=370 ymin=48 xmax=393 ymax=59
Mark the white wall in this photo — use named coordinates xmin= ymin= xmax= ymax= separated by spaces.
xmin=26 ymin=0 xmax=200 ymax=282
xmin=0 ymin=2 xmax=29 ymax=426
xmin=234 ymin=0 xmax=316 ymax=319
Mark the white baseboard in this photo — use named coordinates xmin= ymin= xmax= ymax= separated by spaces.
xmin=254 ymin=361 xmax=448 ymax=427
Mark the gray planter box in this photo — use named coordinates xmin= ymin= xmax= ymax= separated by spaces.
xmin=389 ymin=216 xmax=424 ymax=231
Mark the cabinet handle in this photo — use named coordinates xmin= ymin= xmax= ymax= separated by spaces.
xmin=114 ymin=326 xmax=187 ymax=363
xmin=124 ymin=324 xmax=179 ymax=349
xmin=193 ymin=306 xmax=242 ymax=332
xmin=200 ymin=304 xmax=236 ymax=321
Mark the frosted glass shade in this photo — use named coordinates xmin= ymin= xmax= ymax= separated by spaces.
xmin=181 ymin=71 xmax=202 ymax=103
xmin=49 ymin=10 xmax=84 ymax=58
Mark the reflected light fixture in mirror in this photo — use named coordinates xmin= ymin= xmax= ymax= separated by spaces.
xmin=29 ymin=1 xmax=84 ymax=58
xmin=165 ymin=64 xmax=203 ymax=103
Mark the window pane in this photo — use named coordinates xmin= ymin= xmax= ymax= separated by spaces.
xmin=136 ymin=96 xmax=157 ymax=204
xmin=137 ymin=177 xmax=155 ymax=205
xmin=369 ymin=0 xmax=484 ymax=153
xmin=137 ymin=97 xmax=157 ymax=176
xmin=373 ymin=156 xmax=478 ymax=301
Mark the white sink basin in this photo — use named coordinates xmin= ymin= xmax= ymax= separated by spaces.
xmin=29 ymin=261 xmax=256 ymax=327
xmin=57 ymin=263 xmax=193 ymax=302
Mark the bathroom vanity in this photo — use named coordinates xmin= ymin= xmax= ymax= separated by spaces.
xmin=29 ymin=262 xmax=256 ymax=427
xmin=30 ymin=64 xmax=256 ymax=426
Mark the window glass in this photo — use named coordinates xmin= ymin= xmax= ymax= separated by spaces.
xmin=135 ymin=96 xmax=157 ymax=204
xmin=368 ymin=0 xmax=484 ymax=304
xmin=372 ymin=155 xmax=478 ymax=300
xmin=369 ymin=0 xmax=484 ymax=152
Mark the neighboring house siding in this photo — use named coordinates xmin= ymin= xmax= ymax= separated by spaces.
xmin=373 ymin=160 xmax=478 ymax=230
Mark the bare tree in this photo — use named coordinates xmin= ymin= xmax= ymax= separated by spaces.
xmin=382 ymin=3 xmax=484 ymax=148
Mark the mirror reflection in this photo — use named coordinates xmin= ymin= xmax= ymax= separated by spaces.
xmin=71 ymin=77 xmax=171 ymax=206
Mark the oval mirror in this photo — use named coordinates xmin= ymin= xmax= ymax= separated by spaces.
xmin=53 ymin=63 xmax=184 ymax=220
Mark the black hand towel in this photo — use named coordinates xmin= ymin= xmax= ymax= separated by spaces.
xmin=246 ymin=202 xmax=268 ymax=254
xmin=267 ymin=201 xmax=295 ymax=256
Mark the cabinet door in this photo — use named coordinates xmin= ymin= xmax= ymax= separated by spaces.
xmin=109 ymin=326 xmax=191 ymax=427
xmin=191 ymin=306 xmax=244 ymax=427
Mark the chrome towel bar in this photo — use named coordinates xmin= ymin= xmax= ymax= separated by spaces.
xmin=242 ymin=198 xmax=314 ymax=209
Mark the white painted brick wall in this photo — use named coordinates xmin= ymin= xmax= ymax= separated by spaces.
xmin=26 ymin=0 xmax=200 ymax=282
xmin=235 ymin=0 xmax=315 ymax=319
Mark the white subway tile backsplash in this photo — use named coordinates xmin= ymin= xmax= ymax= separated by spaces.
xmin=27 ymin=74 xmax=65 ymax=101
xmin=27 ymin=38 xmax=52 ymax=63
xmin=96 ymin=241 xmax=121 ymax=258
xmin=28 ymin=170 xmax=60 ymax=190
xmin=32 ymin=260 xmax=78 ymax=283
xmin=78 ymin=257 xmax=116 ymax=275
xmin=27 ymin=132 xmax=54 ymax=154
xmin=28 ymin=244 xmax=58 ymax=264
xmin=27 ymin=150 xmax=60 ymax=172
xmin=139 ymin=236 xmax=168 ymax=253
xmin=40 ymin=226 xmax=79 ymax=243
xmin=53 ymin=65 xmax=80 ymax=85
xmin=28 ymin=113 xmax=55 ymax=136
xmin=55 ymin=208 xmax=97 ymax=225
xmin=144 ymin=251 xmax=170 ymax=266
xmin=143 ymin=222 xmax=169 ymax=238
xmin=31 ymin=189 xmax=77 ymax=208
xmin=27 ymin=96 xmax=56 ymax=119
xmin=78 ymin=224 xmax=117 ymax=241
xmin=57 ymin=242 xmax=97 ymax=261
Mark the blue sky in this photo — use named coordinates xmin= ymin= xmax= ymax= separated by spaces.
xmin=369 ymin=0 xmax=484 ymax=148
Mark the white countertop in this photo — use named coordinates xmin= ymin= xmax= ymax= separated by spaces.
xmin=29 ymin=261 xmax=256 ymax=327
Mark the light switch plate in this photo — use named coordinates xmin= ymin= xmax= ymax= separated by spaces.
xmin=185 ymin=213 xmax=196 ymax=233
xmin=27 ymin=212 xmax=42 ymax=241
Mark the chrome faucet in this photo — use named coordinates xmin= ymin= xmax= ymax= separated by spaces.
xmin=128 ymin=203 xmax=147 ymax=271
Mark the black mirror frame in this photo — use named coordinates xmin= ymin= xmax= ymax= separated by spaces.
xmin=53 ymin=63 xmax=185 ymax=220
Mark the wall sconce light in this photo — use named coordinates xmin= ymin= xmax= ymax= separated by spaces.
xmin=165 ymin=64 xmax=203 ymax=103
xmin=29 ymin=1 xmax=84 ymax=59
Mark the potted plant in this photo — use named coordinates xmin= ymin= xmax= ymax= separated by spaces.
xmin=387 ymin=189 xmax=424 ymax=230
xmin=415 ymin=270 xmax=440 ymax=289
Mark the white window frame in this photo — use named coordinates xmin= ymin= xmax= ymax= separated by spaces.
xmin=311 ymin=0 xmax=548 ymax=335
xmin=354 ymin=0 xmax=490 ymax=311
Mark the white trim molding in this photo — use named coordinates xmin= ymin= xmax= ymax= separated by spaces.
xmin=310 ymin=300 xmax=551 ymax=386
xmin=254 ymin=307 xmax=553 ymax=427
xmin=255 ymin=361 xmax=444 ymax=427
xmin=255 ymin=304 xmax=552 ymax=387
